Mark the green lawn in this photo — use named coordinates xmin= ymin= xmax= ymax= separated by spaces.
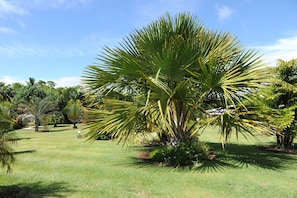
xmin=1 ymin=124 xmax=297 ymax=197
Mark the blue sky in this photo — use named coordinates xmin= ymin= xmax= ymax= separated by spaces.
xmin=0 ymin=0 xmax=297 ymax=87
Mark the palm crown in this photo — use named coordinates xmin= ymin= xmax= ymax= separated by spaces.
xmin=83 ymin=13 xmax=267 ymax=145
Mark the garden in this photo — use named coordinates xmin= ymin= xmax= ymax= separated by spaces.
xmin=1 ymin=12 xmax=297 ymax=197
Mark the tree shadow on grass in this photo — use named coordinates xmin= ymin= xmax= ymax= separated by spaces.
xmin=195 ymin=143 xmax=297 ymax=172
xmin=17 ymin=137 xmax=31 ymax=140
xmin=39 ymin=128 xmax=73 ymax=133
xmin=13 ymin=150 xmax=36 ymax=155
xmin=129 ymin=143 xmax=297 ymax=173
xmin=0 ymin=182 xmax=73 ymax=198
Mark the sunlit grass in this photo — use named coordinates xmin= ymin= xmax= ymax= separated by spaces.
xmin=0 ymin=124 xmax=297 ymax=197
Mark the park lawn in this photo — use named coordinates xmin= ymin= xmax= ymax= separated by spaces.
xmin=1 ymin=124 xmax=297 ymax=197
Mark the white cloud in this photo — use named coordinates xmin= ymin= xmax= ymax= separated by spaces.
xmin=215 ymin=4 xmax=234 ymax=21
xmin=0 ymin=27 xmax=16 ymax=34
xmin=13 ymin=0 xmax=91 ymax=10
xmin=0 ymin=42 xmax=88 ymax=57
xmin=255 ymin=36 xmax=297 ymax=66
xmin=0 ymin=0 xmax=90 ymax=18
xmin=0 ymin=76 xmax=80 ymax=87
xmin=54 ymin=76 xmax=81 ymax=87
xmin=0 ymin=32 xmax=116 ymax=57
xmin=0 ymin=76 xmax=20 ymax=84
xmin=0 ymin=0 xmax=29 ymax=16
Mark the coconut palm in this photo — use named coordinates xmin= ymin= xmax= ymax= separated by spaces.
xmin=83 ymin=12 xmax=267 ymax=145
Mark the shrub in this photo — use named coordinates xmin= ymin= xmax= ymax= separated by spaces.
xmin=95 ymin=133 xmax=113 ymax=140
xmin=149 ymin=142 xmax=210 ymax=167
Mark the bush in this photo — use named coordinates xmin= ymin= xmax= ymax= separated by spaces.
xmin=95 ymin=133 xmax=113 ymax=140
xmin=149 ymin=142 xmax=210 ymax=167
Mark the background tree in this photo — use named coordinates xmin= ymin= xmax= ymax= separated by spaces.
xmin=63 ymin=99 xmax=84 ymax=129
xmin=263 ymin=59 xmax=297 ymax=149
xmin=48 ymin=114 xmax=65 ymax=127
xmin=83 ymin=12 xmax=267 ymax=148
xmin=21 ymin=96 xmax=59 ymax=131
xmin=0 ymin=82 xmax=13 ymax=102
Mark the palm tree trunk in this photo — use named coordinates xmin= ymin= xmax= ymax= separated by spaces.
xmin=35 ymin=119 xmax=39 ymax=132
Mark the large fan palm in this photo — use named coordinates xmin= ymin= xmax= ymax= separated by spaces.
xmin=83 ymin=13 xmax=267 ymax=145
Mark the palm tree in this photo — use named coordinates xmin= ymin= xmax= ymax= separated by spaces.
xmin=0 ymin=82 xmax=14 ymax=102
xmin=64 ymin=99 xmax=84 ymax=129
xmin=0 ymin=102 xmax=16 ymax=172
xmin=21 ymin=96 xmax=59 ymax=131
xmin=83 ymin=12 xmax=267 ymax=145
xmin=264 ymin=59 xmax=297 ymax=149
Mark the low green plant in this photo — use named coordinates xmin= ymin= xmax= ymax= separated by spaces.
xmin=149 ymin=142 xmax=210 ymax=166
xmin=95 ymin=132 xmax=113 ymax=140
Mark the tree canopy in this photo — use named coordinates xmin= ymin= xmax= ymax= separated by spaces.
xmin=83 ymin=12 xmax=268 ymax=147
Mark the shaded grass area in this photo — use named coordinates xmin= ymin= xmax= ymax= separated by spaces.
xmin=195 ymin=143 xmax=297 ymax=172
xmin=1 ymin=124 xmax=297 ymax=197
xmin=131 ymin=142 xmax=297 ymax=172
xmin=0 ymin=182 xmax=72 ymax=198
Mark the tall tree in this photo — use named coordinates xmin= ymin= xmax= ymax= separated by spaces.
xmin=13 ymin=78 xmax=46 ymax=104
xmin=83 ymin=13 xmax=267 ymax=145
xmin=265 ymin=59 xmax=297 ymax=149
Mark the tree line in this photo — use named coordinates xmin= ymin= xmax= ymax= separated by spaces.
xmin=0 ymin=78 xmax=85 ymax=171
xmin=0 ymin=77 xmax=85 ymax=130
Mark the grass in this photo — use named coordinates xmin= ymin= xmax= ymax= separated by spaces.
xmin=1 ymin=124 xmax=297 ymax=197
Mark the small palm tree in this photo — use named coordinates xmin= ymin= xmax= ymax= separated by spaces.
xmin=64 ymin=100 xmax=84 ymax=129
xmin=21 ymin=96 xmax=59 ymax=131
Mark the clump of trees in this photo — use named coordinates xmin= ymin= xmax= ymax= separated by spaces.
xmin=0 ymin=78 xmax=86 ymax=171
xmin=0 ymin=78 xmax=85 ymax=130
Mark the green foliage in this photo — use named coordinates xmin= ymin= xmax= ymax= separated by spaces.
xmin=63 ymin=100 xmax=84 ymax=128
xmin=263 ymin=59 xmax=297 ymax=149
xmin=0 ymin=78 xmax=87 ymax=132
xmin=0 ymin=103 xmax=16 ymax=172
xmin=47 ymin=114 xmax=65 ymax=127
xmin=21 ymin=96 xmax=59 ymax=131
xmin=0 ymin=131 xmax=16 ymax=172
xmin=149 ymin=142 xmax=210 ymax=166
xmin=95 ymin=133 xmax=113 ymax=140
xmin=83 ymin=12 xmax=266 ymax=146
